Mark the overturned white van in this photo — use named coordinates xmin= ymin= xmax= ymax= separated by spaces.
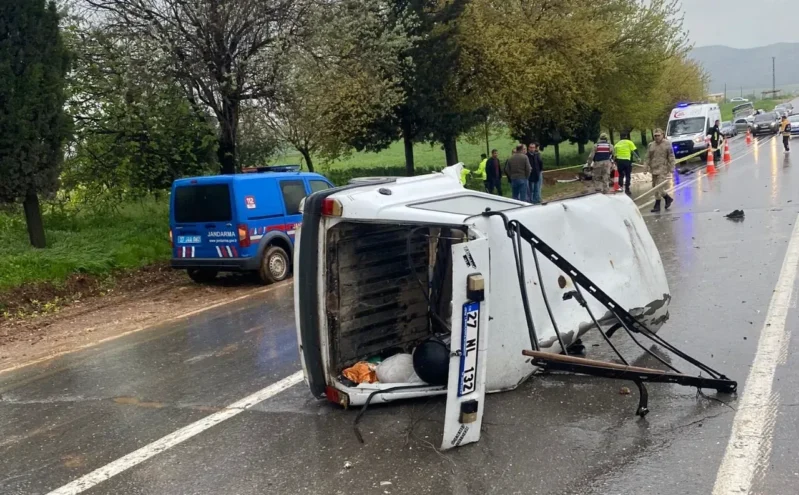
xmin=294 ymin=165 xmax=736 ymax=450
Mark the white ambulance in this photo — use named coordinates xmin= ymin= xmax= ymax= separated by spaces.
xmin=666 ymin=103 xmax=722 ymax=161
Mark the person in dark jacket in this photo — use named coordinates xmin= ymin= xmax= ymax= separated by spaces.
xmin=504 ymin=144 xmax=532 ymax=201
xmin=484 ymin=149 xmax=503 ymax=195
xmin=526 ymin=143 xmax=544 ymax=204
xmin=708 ymin=119 xmax=722 ymax=162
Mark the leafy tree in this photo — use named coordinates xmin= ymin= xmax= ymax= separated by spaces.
xmin=85 ymin=0 xmax=308 ymax=175
xmin=63 ymin=27 xmax=217 ymax=204
xmin=266 ymin=0 xmax=410 ymax=172
xmin=458 ymin=0 xmax=617 ymax=166
xmin=0 ymin=0 xmax=71 ymax=248
xmin=568 ymin=105 xmax=602 ymax=155
xmin=348 ymin=0 xmax=480 ymax=175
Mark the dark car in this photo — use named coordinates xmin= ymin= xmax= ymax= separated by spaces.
xmin=721 ymin=121 xmax=737 ymax=138
xmin=750 ymin=112 xmax=779 ymax=136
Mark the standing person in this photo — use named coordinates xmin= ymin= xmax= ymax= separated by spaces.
xmin=527 ymin=143 xmax=544 ymax=204
xmin=504 ymin=144 xmax=532 ymax=201
xmin=586 ymin=133 xmax=614 ymax=194
xmin=476 ymin=153 xmax=488 ymax=187
xmin=780 ymin=115 xmax=792 ymax=153
xmin=485 ymin=149 xmax=503 ymax=195
xmin=645 ymin=128 xmax=676 ymax=213
xmin=708 ymin=119 xmax=722 ymax=162
xmin=614 ymin=132 xmax=640 ymax=195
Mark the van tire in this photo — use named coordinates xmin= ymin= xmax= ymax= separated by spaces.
xmin=187 ymin=269 xmax=218 ymax=284
xmin=260 ymin=246 xmax=291 ymax=284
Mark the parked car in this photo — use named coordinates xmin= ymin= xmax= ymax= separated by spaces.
xmin=749 ymin=112 xmax=780 ymax=136
xmin=775 ymin=103 xmax=794 ymax=116
xmin=169 ymin=166 xmax=334 ymax=284
xmin=730 ymin=97 xmax=749 ymax=103
xmin=734 ymin=117 xmax=751 ymax=134
xmin=789 ymin=114 xmax=799 ymax=137
xmin=721 ymin=120 xmax=737 ymax=137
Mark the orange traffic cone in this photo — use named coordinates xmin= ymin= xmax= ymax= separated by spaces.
xmin=723 ymin=140 xmax=731 ymax=164
xmin=706 ymin=147 xmax=717 ymax=174
xmin=745 ymin=129 xmax=752 ymax=146
xmin=612 ymin=168 xmax=620 ymax=192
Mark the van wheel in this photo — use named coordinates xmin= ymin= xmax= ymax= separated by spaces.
xmin=260 ymin=246 xmax=291 ymax=283
xmin=187 ymin=269 xmax=218 ymax=284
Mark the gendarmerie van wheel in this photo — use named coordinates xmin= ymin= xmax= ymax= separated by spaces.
xmin=259 ymin=245 xmax=290 ymax=283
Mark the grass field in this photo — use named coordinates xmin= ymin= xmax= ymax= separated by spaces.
xmin=0 ymin=201 xmax=170 ymax=292
xmin=278 ymin=131 xmax=593 ymax=173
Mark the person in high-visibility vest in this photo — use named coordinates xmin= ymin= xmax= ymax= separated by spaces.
xmin=780 ymin=115 xmax=792 ymax=153
xmin=460 ymin=165 xmax=471 ymax=185
xmin=614 ymin=132 xmax=640 ymax=195
xmin=476 ymin=153 xmax=488 ymax=188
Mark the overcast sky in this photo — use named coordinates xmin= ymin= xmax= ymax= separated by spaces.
xmin=683 ymin=2 xmax=799 ymax=48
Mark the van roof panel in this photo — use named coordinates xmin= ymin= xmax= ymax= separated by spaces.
xmin=173 ymin=171 xmax=327 ymax=188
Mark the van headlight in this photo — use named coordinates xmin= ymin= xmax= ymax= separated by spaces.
xmin=693 ymin=135 xmax=704 ymax=144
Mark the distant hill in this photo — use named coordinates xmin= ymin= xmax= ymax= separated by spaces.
xmin=689 ymin=43 xmax=799 ymax=94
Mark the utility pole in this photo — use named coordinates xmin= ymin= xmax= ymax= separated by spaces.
xmin=773 ymin=56 xmax=776 ymax=96
xmin=724 ymin=83 xmax=727 ymax=102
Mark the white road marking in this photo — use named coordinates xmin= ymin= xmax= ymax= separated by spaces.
xmin=47 ymin=371 xmax=304 ymax=495
xmin=712 ymin=214 xmax=799 ymax=495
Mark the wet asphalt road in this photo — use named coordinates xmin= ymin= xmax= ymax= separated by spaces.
xmin=3 ymin=125 xmax=799 ymax=494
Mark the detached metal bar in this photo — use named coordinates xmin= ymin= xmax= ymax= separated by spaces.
xmin=523 ymin=351 xmax=737 ymax=394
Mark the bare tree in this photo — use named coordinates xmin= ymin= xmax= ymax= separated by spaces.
xmin=84 ymin=0 xmax=308 ymax=174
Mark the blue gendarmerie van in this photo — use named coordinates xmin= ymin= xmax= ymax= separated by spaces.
xmin=169 ymin=165 xmax=333 ymax=284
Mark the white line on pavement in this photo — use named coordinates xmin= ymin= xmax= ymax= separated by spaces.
xmin=711 ymin=214 xmax=799 ymax=495
xmin=47 ymin=371 xmax=304 ymax=495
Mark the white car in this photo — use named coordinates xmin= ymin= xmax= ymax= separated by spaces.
xmin=730 ymin=97 xmax=749 ymax=102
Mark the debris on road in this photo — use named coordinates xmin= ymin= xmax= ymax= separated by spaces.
xmin=619 ymin=387 xmax=631 ymax=395
xmin=344 ymin=461 xmax=353 ymax=469
xmin=725 ymin=209 xmax=745 ymax=219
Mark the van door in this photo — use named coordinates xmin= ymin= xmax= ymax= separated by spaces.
xmin=441 ymin=237 xmax=490 ymax=450
xmin=277 ymin=179 xmax=308 ymax=241
xmin=173 ymin=182 xmax=237 ymax=259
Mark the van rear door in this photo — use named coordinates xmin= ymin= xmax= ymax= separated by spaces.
xmin=441 ymin=237 xmax=490 ymax=450
xmin=173 ymin=182 xmax=237 ymax=259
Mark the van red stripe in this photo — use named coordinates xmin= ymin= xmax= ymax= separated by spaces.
xmin=231 ymin=246 xmax=238 ymax=257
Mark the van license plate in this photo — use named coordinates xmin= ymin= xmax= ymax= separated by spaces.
xmin=177 ymin=235 xmax=201 ymax=244
xmin=458 ymin=301 xmax=480 ymax=397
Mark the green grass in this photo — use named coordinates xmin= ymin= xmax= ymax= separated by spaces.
xmin=278 ymin=131 xmax=592 ymax=172
xmin=720 ymin=98 xmax=786 ymax=121
xmin=0 ymin=200 xmax=171 ymax=291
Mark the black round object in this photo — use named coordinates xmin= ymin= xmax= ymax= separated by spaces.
xmin=413 ymin=338 xmax=450 ymax=385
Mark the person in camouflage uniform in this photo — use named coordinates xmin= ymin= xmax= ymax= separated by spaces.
xmin=644 ymin=128 xmax=676 ymax=213
xmin=587 ymin=133 xmax=614 ymax=193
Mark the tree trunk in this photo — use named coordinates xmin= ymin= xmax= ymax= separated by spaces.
xmin=554 ymin=143 xmax=561 ymax=166
xmin=640 ymin=129 xmax=648 ymax=147
xmin=484 ymin=120 xmax=490 ymax=157
xmin=402 ymin=120 xmax=415 ymax=176
xmin=609 ymin=129 xmax=615 ymax=144
xmin=217 ymin=99 xmax=239 ymax=175
xmin=23 ymin=191 xmax=46 ymax=249
xmin=443 ymin=137 xmax=459 ymax=166
xmin=299 ymin=148 xmax=314 ymax=172
xmin=577 ymin=141 xmax=586 ymax=154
